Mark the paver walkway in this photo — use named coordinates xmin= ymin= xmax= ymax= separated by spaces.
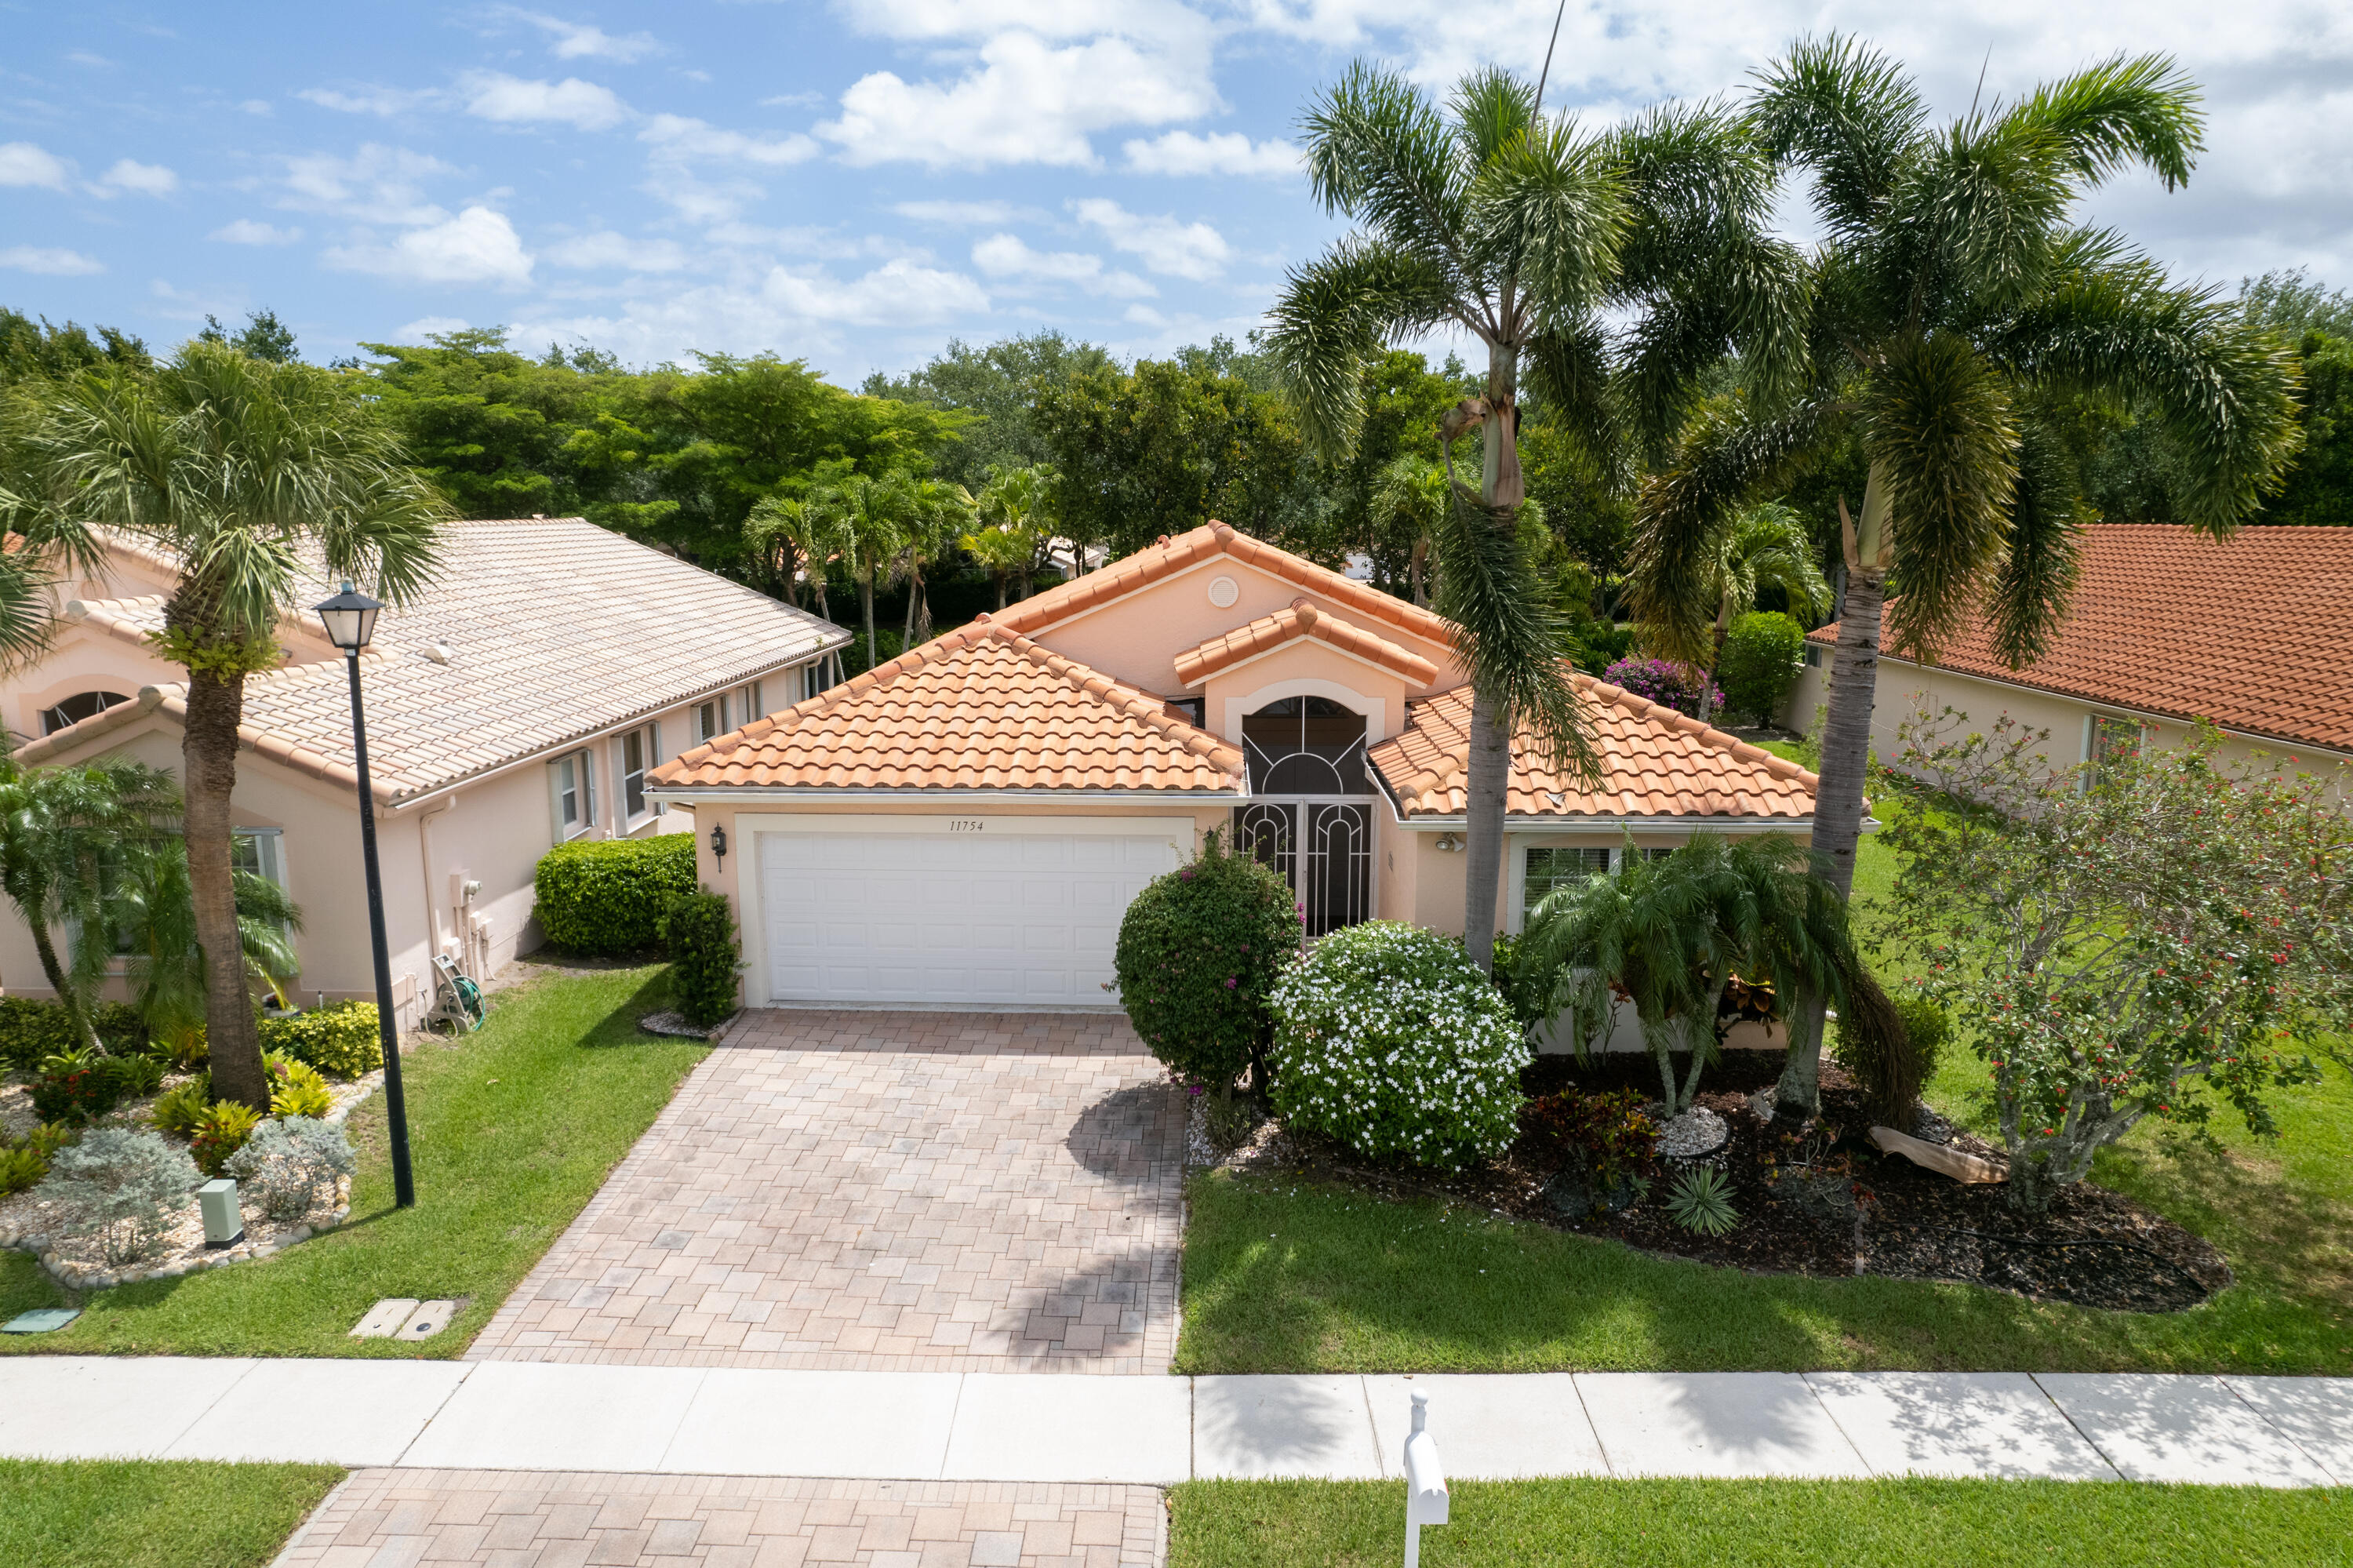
xmin=274 ymin=1470 xmax=1164 ymax=1568
xmin=467 ymin=1011 xmax=1184 ymax=1373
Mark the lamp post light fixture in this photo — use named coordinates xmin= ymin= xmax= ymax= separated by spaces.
xmin=315 ymin=581 xmax=416 ymax=1209
xmin=708 ymin=823 xmax=727 ymax=870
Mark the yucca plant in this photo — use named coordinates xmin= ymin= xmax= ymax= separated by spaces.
xmin=1666 ymin=1166 xmax=1740 ymax=1235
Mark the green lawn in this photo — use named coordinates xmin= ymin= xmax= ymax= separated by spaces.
xmin=1177 ymin=791 xmax=2353 ymax=1375
xmin=0 ymin=1460 xmax=342 ymax=1568
xmin=1167 ymin=1478 xmax=2353 ymax=1568
xmin=0 ymin=964 xmax=703 ymax=1357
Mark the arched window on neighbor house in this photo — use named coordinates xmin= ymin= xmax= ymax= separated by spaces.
xmin=40 ymin=690 xmax=131 ymax=735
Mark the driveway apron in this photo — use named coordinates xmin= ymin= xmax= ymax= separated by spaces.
xmin=467 ymin=1010 xmax=1185 ymax=1373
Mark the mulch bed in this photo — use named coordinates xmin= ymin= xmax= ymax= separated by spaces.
xmin=1227 ymin=1047 xmax=2231 ymax=1314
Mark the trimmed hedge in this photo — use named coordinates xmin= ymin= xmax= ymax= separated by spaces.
xmin=0 ymin=998 xmax=148 ymax=1069
xmin=1720 ymin=610 xmax=1808 ymax=726
xmin=258 ymin=1001 xmax=383 ymax=1079
xmin=663 ymin=890 xmax=740 ymax=1028
xmin=1113 ymin=831 xmax=1302 ymax=1088
xmin=533 ymin=832 xmax=697 ymax=955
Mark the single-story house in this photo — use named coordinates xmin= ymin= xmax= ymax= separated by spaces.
xmin=1785 ymin=524 xmax=2353 ymax=776
xmin=649 ymin=522 xmax=1820 ymax=1017
xmin=0 ymin=516 xmax=848 ymax=1028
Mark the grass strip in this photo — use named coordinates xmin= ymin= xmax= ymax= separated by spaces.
xmin=1167 ymin=1476 xmax=2353 ymax=1567
xmin=0 ymin=964 xmax=701 ymax=1357
xmin=0 ymin=1458 xmax=343 ymax=1568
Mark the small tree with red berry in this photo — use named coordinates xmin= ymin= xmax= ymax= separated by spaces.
xmin=1876 ymin=708 xmax=2351 ymax=1215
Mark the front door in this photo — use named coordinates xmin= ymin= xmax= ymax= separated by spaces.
xmin=1232 ymin=697 xmax=1374 ymax=938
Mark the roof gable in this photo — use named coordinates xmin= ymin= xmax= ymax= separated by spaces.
xmin=1173 ymin=598 xmax=1441 ymax=688
xmin=1372 ymin=674 xmax=1819 ymax=820
xmin=649 ymin=618 xmax=1245 ymax=793
xmin=1808 ymin=524 xmax=2353 ymax=751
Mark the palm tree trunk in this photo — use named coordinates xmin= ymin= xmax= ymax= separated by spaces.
xmin=1409 ymin=536 xmax=1428 ymax=608
xmin=1462 ymin=340 xmax=1523 ymax=975
xmin=1771 ymin=540 xmax=1887 ymax=1122
xmin=860 ymin=565 xmax=877 ymax=675
xmin=27 ymin=915 xmax=101 ymax=1053
xmin=993 ymin=569 xmax=1006 ymax=612
xmin=901 ymin=554 xmax=918 ymax=648
xmin=184 ymin=667 xmax=269 ymax=1111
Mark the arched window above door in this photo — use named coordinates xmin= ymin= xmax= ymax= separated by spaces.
xmin=40 ymin=690 xmax=130 ymax=736
xmin=1241 ymin=695 xmax=1371 ymax=795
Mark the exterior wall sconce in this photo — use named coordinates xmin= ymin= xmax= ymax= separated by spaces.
xmin=1435 ymin=833 xmax=1464 ymax=853
xmin=709 ymin=823 xmax=728 ymax=868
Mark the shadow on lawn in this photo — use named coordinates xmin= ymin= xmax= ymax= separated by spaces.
xmin=2095 ymin=1137 xmax=2353 ymax=1311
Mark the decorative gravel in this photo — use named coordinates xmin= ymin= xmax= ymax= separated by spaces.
xmin=637 ymin=1009 xmax=730 ymax=1040
xmin=1657 ymin=1105 xmax=1729 ymax=1161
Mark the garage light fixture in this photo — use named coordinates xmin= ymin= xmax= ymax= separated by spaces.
xmin=709 ymin=823 xmax=727 ymax=868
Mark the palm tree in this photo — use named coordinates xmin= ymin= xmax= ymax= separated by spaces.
xmin=747 ymin=494 xmax=846 ymax=619
xmin=810 ymin=471 xmax=912 ymax=675
xmin=100 ymin=839 xmax=304 ymax=1068
xmin=1267 ymin=63 xmax=1805 ymax=971
xmin=9 ymin=342 xmax=446 ymax=1110
xmin=973 ymin=464 xmax=1052 ymax=604
xmin=1624 ymin=38 xmax=2303 ymax=1119
xmin=900 ymin=478 xmax=974 ymax=648
xmin=1369 ymin=453 xmax=1447 ymax=606
xmin=1689 ymin=499 xmax=1831 ymax=709
xmin=0 ymin=748 xmax=178 ymax=1050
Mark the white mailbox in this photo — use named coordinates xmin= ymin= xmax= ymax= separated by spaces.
xmin=1402 ymin=1388 xmax=1449 ymax=1567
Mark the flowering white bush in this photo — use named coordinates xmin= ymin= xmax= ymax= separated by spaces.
xmin=1268 ymin=921 xmax=1529 ymax=1172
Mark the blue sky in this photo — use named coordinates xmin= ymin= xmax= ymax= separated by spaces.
xmin=5 ymin=2 xmax=2349 ymax=386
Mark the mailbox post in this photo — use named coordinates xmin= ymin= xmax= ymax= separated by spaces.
xmin=1402 ymin=1389 xmax=1449 ymax=1568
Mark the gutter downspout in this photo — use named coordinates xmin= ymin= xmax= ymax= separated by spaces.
xmin=420 ymin=794 xmax=458 ymax=1000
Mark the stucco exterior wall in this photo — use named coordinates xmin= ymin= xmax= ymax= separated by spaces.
xmin=1198 ymin=640 xmax=1413 ymax=745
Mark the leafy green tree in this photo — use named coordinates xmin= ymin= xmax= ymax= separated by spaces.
xmin=864 ymin=331 xmax=1115 ymax=488
xmin=1681 ymin=499 xmax=1831 ymax=700
xmin=1329 ymin=351 xmax=1471 ymax=593
xmin=1626 ymin=38 xmax=2303 ymax=1119
xmin=1034 ymin=357 xmax=1328 ymax=562
xmin=1267 ymin=61 xmax=1800 ymax=970
xmin=744 ymin=494 xmax=841 ymax=617
xmin=968 ymin=463 xmax=1054 ymax=606
xmin=1369 ymin=454 xmax=1447 ymax=606
xmin=8 ymin=343 xmax=446 ymax=1111
xmin=900 ymin=477 xmax=974 ymax=646
xmin=198 ymin=309 xmax=299 ymax=364
xmin=0 ymin=750 xmax=178 ymax=1050
xmin=0 ymin=309 xmax=149 ymax=387
xmin=1718 ymin=610 xmax=1809 ymax=726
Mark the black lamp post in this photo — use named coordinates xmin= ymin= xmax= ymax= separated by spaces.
xmin=315 ymin=581 xmax=415 ymax=1209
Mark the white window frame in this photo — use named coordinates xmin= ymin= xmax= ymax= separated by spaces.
xmin=232 ymin=825 xmax=289 ymax=890
xmin=694 ymin=697 xmax=724 ymax=746
xmin=618 ymin=726 xmax=653 ymax=826
xmin=1518 ymin=843 xmax=1612 ymax=925
xmin=549 ymin=751 xmax=594 ymax=841
xmin=2082 ymin=711 xmax=2145 ymax=782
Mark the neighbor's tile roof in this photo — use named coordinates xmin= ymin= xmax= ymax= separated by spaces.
xmin=21 ymin=517 xmax=848 ymax=801
xmin=1808 ymin=524 xmax=2353 ymax=751
xmin=1371 ymin=675 xmax=1820 ymax=820
xmin=992 ymin=520 xmax=1457 ymax=651
xmin=649 ymin=618 xmax=1246 ymax=793
xmin=1172 ymin=598 xmax=1441 ymax=688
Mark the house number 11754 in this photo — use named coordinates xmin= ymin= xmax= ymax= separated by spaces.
xmin=947 ymin=820 xmax=984 ymax=832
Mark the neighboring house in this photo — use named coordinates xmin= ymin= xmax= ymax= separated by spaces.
xmin=1786 ymin=524 xmax=2353 ymax=776
xmin=0 ymin=516 xmax=848 ymax=1028
xmin=649 ymin=522 xmax=1819 ymax=1018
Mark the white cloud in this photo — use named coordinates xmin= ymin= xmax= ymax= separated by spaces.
xmin=894 ymin=199 xmax=1024 ymax=226
xmin=1123 ymin=130 xmax=1299 ymax=178
xmin=461 ymin=71 xmax=631 ymax=131
xmin=239 ymin=99 xmax=272 ymax=116
xmin=640 ymin=173 xmax=766 ymax=224
xmin=638 ymin=114 xmax=817 ymax=166
xmin=298 ymin=85 xmax=438 ymax=116
xmin=282 ymin=144 xmax=453 ymax=224
xmin=504 ymin=8 xmax=664 ymax=63
xmin=95 ymin=158 xmax=178 ymax=197
xmin=392 ymin=315 xmax=473 ymax=342
xmin=1071 ymin=197 xmax=1231 ymax=280
xmin=66 ymin=50 xmax=114 ymax=68
xmin=547 ymin=231 xmax=690 ymax=271
xmin=816 ymin=22 xmax=1219 ymax=169
xmin=325 ymin=206 xmax=534 ymax=286
xmin=1 ymin=246 xmax=104 ymax=275
xmin=971 ymin=233 xmax=1156 ymax=297
xmin=0 ymin=141 xmax=71 ymax=190
xmin=209 ymin=218 xmax=303 ymax=245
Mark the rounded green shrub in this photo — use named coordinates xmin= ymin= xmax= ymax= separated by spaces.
xmin=1267 ymin=920 xmax=1529 ymax=1172
xmin=662 ymin=890 xmax=740 ymax=1028
xmin=1831 ymin=973 xmax=1947 ymax=1126
xmin=1113 ymin=831 xmax=1302 ymax=1088
xmin=0 ymin=998 xmax=149 ymax=1068
xmin=1718 ymin=610 xmax=1809 ymax=727
xmin=533 ymin=832 xmax=698 ymax=955
xmin=259 ymin=1001 xmax=383 ymax=1079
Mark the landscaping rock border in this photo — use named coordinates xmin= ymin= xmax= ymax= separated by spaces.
xmin=639 ymin=1009 xmax=735 ymax=1041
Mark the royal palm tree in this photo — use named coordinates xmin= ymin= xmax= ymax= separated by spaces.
xmin=0 ymin=748 xmax=178 ymax=1050
xmin=1267 ymin=62 xmax=1806 ymax=970
xmin=8 ymin=342 xmax=446 ymax=1110
xmin=1369 ymin=454 xmax=1447 ymax=606
xmin=811 ymin=471 xmax=912 ymax=674
xmin=900 ymin=478 xmax=974 ymax=648
xmin=1624 ymin=38 xmax=2303 ymax=1119
xmin=746 ymin=493 xmax=841 ymax=619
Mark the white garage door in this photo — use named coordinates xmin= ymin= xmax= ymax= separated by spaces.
xmin=755 ymin=824 xmax=1185 ymax=1006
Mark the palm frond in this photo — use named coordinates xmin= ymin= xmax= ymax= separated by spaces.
xmin=1431 ymin=489 xmax=1599 ymax=789
xmin=1449 ymin=66 xmax=1540 ymax=169
xmin=1999 ymin=53 xmax=2202 ymax=191
xmin=1984 ymin=417 xmax=2088 ymax=667
xmin=1299 ymin=62 xmax=1473 ymax=288
xmin=1747 ymin=34 xmax=1926 ymax=242
xmin=1266 ymin=237 xmax=1458 ymax=460
xmin=1883 ymin=112 xmax=2071 ymax=321
xmin=1521 ymin=317 xmax=1623 ymax=480
xmin=1468 ymin=111 xmax=1627 ymax=315
xmin=1864 ymin=333 xmax=2020 ymax=660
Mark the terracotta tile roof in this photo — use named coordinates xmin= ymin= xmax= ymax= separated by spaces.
xmin=1172 ymin=598 xmax=1441 ymax=688
xmin=1808 ymin=525 xmax=2353 ymax=751
xmin=991 ymin=521 xmax=1456 ymax=651
xmin=1371 ymin=674 xmax=1820 ymax=820
xmin=20 ymin=517 xmax=849 ymax=802
xmin=649 ymin=617 xmax=1246 ymax=793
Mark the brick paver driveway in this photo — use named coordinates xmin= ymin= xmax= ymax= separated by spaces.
xmin=277 ymin=1469 xmax=1163 ymax=1568
xmin=468 ymin=1010 xmax=1184 ymax=1372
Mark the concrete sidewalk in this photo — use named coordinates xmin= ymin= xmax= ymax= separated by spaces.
xmin=2 ymin=1359 xmax=2348 ymax=1487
